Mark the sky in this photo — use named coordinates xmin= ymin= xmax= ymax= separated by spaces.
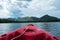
xmin=0 ymin=0 xmax=60 ymax=18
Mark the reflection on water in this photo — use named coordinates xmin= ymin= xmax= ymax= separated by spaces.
xmin=0 ymin=22 xmax=60 ymax=38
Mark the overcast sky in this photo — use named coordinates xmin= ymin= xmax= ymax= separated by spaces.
xmin=0 ymin=0 xmax=60 ymax=18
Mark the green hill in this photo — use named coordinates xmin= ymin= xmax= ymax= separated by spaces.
xmin=0 ymin=15 xmax=60 ymax=23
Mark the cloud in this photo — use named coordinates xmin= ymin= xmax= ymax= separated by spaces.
xmin=0 ymin=5 xmax=3 ymax=10
xmin=0 ymin=0 xmax=12 ymax=18
xmin=53 ymin=0 xmax=60 ymax=10
xmin=7 ymin=0 xmax=31 ymax=18
xmin=0 ymin=0 xmax=28 ymax=18
xmin=21 ymin=0 xmax=56 ymax=17
xmin=9 ymin=7 xmax=23 ymax=18
xmin=28 ymin=0 xmax=56 ymax=11
xmin=0 ymin=0 xmax=60 ymax=18
xmin=7 ymin=0 xmax=29 ymax=18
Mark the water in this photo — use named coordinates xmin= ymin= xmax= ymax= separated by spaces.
xmin=0 ymin=22 xmax=60 ymax=38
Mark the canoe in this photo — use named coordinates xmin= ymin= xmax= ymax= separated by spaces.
xmin=0 ymin=24 xmax=59 ymax=40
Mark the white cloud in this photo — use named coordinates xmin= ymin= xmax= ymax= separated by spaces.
xmin=0 ymin=7 xmax=11 ymax=18
xmin=28 ymin=0 xmax=56 ymax=11
xmin=0 ymin=0 xmax=12 ymax=18
xmin=21 ymin=0 xmax=56 ymax=17
xmin=0 ymin=0 xmax=59 ymax=18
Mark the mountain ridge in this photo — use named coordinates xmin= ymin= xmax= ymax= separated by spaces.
xmin=0 ymin=15 xmax=60 ymax=23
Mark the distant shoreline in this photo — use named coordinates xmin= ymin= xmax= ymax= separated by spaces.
xmin=0 ymin=21 xmax=60 ymax=23
xmin=0 ymin=15 xmax=60 ymax=23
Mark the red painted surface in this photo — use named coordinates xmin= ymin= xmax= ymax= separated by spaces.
xmin=0 ymin=24 xmax=59 ymax=40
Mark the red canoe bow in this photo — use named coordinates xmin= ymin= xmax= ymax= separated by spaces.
xmin=0 ymin=24 xmax=59 ymax=40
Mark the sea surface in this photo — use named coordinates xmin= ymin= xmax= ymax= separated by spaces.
xmin=0 ymin=22 xmax=60 ymax=38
